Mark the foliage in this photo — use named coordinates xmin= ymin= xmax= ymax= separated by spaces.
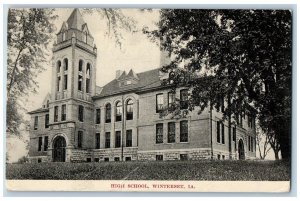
xmin=6 ymin=160 xmax=290 ymax=181
xmin=256 ymin=126 xmax=272 ymax=160
xmin=7 ymin=8 xmax=57 ymax=136
xmin=145 ymin=9 xmax=292 ymax=159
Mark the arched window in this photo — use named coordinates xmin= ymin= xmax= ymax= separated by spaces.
xmin=79 ymin=60 xmax=83 ymax=72
xmin=62 ymin=31 xmax=66 ymax=41
xmin=86 ymin=63 xmax=91 ymax=93
xmin=63 ymin=58 xmax=68 ymax=71
xmin=105 ymin=103 xmax=111 ymax=123
xmin=126 ymin=99 xmax=133 ymax=120
xmin=115 ymin=101 xmax=122 ymax=122
xmin=57 ymin=60 xmax=61 ymax=73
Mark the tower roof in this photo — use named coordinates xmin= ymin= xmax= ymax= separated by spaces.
xmin=66 ymin=8 xmax=85 ymax=31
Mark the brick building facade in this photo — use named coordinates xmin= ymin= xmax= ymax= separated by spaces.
xmin=28 ymin=9 xmax=256 ymax=163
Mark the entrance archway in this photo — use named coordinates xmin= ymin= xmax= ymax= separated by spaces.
xmin=53 ymin=136 xmax=66 ymax=162
xmin=238 ymin=139 xmax=245 ymax=160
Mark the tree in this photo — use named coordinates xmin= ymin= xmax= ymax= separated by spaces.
xmin=146 ymin=9 xmax=292 ymax=160
xmin=7 ymin=8 xmax=57 ymax=136
xmin=256 ymin=126 xmax=272 ymax=160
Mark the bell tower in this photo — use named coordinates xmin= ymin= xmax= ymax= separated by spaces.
xmin=49 ymin=9 xmax=97 ymax=161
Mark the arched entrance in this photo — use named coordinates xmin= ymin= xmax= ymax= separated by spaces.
xmin=238 ymin=139 xmax=245 ymax=160
xmin=53 ymin=136 xmax=66 ymax=162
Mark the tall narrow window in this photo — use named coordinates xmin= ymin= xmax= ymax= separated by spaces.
xmin=57 ymin=76 xmax=61 ymax=92
xmin=62 ymin=31 xmax=66 ymax=41
xmin=63 ymin=58 xmax=68 ymax=71
xmin=105 ymin=103 xmax=111 ymax=123
xmin=95 ymin=133 xmax=100 ymax=149
xmin=168 ymin=92 xmax=175 ymax=108
xmin=180 ymin=120 xmax=188 ymax=142
xmin=34 ymin=116 xmax=38 ymax=130
xmin=167 ymin=122 xmax=176 ymax=143
xmin=44 ymin=136 xmax=48 ymax=151
xmin=45 ymin=114 xmax=49 ymax=128
xmin=78 ymin=131 xmax=83 ymax=148
xmin=64 ymin=74 xmax=68 ymax=90
xmin=115 ymin=131 xmax=121 ymax=148
xmin=78 ymin=75 xmax=82 ymax=91
xmin=61 ymin=104 xmax=66 ymax=121
xmin=156 ymin=93 xmax=164 ymax=112
xmin=54 ymin=106 xmax=58 ymax=122
xmin=232 ymin=126 xmax=236 ymax=142
xmin=217 ymin=121 xmax=221 ymax=143
xmin=57 ymin=61 xmax=61 ymax=73
xmin=95 ymin=108 xmax=100 ymax=124
xmin=38 ymin=137 xmax=42 ymax=151
xmin=105 ymin=132 xmax=110 ymax=148
xmin=156 ymin=123 xmax=163 ymax=144
xmin=248 ymin=136 xmax=251 ymax=151
xmin=180 ymin=89 xmax=188 ymax=109
xmin=86 ymin=63 xmax=90 ymax=93
xmin=126 ymin=130 xmax=132 ymax=147
xmin=83 ymin=31 xmax=87 ymax=43
xmin=79 ymin=60 xmax=83 ymax=72
xmin=78 ymin=105 xmax=84 ymax=122
xmin=221 ymin=122 xmax=225 ymax=144
xmin=126 ymin=99 xmax=133 ymax=120
xmin=115 ymin=101 xmax=122 ymax=122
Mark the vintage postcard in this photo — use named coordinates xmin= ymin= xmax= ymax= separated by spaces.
xmin=5 ymin=7 xmax=292 ymax=192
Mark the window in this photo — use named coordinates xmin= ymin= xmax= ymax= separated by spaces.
xmin=115 ymin=131 xmax=121 ymax=148
xmin=105 ymin=132 xmax=110 ymax=148
xmin=94 ymin=158 xmax=99 ymax=162
xmin=38 ymin=158 xmax=42 ymax=163
xmin=44 ymin=136 xmax=48 ymax=151
xmin=167 ymin=122 xmax=176 ymax=143
xmin=63 ymin=58 xmax=68 ymax=71
xmin=61 ymin=104 xmax=66 ymax=121
xmin=57 ymin=61 xmax=61 ymax=73
xmin=95 ymin=109 xmax=100 ymax=124
xmin=168 ymin=92 xmax=175 ymax=108
xmin=222 ymin=155 xmax=225 ymax=160
xmin=126 ymin=130 xmax=132 ymax=147
xmin=46 ymin=100 xmax=49 ymax=108
xmin=78 ymin=131 xmax=83 ymax=148
xmin=180 ymin=154 xmax=188 ymax=161
xmin=114 ymin=157 xmax=120 ymax=162
xmin=38 ymin=137 xmax=42 ymax=151
xmin=180 ymin=121 xmax=188 ymax=142
xmin=45 ymin=114 xmax=49 ymax=128
xmin=105 ymin=104 xmax=111 ymax=123
xmin=156 ymin=93 xmax=164 ymax=112
xmin=86 ymin=158 xmax=91 ymax=162
xmin=126 ymin=99 xmax=133 ymax=120
xmin=180 ymin=89 xmax=188 ymax=109
xmin=83 ymin=31 xmax=87 ymax=43
xmin=78 ymin=75 xmax=83 ymax=91
xmin=62 ymin=31 xmax=66 ymax=41
xmin=78 ymin=105 xmax=84 ymax=122
xmin=216 ymin=96 xmax=224 ymax=112
xmin=221 ymin=122 xmax=225 ymax=144
xmin=64 ymin=75 xmax=68 ymax=90
xmin=79 ymin=60 xmax=83 ymax=72
xmin=104 ymin=158 xmax=109 ymax=162
xmin=217 ymin=154 xmax=221 ymax=160
xmin=217 ymin=121 xmax=221 ymax=143
xmin=156 ymin=155 xmax=163 ymax=161
xmin=125 ymin=157 xmax=131 ymax=161
xmin=156 ymin=123 xmax=163 ymax=144
xmin=86 ymin=63 xmax=91 ymax=93
xmin=34 ymin=116 xmax=38 ymax=130
xmin=57 ymin=76 xmax=61 ymax=91
xmin=95 ymin=133 xmax=100 ymax=149
xmin=232 ymin=126 xmax=236 ymax=142
xmin=248 ymin=115 xmax=254 ymax=129
xmin=115 ymin=101 xmax=122 ymax=122
xmin=54 ymin=106 xmax=58 ymax=122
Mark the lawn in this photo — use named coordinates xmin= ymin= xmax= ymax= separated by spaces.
xmin=6 ymin=160 xmax=290 ymax=181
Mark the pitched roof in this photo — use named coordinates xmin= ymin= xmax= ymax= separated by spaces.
xmin=94 ymin=68 xmax=164 ymax=98
xmin=66 ymin=8 xmax=85 ymax=31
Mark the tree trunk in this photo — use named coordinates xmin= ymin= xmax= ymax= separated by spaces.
xmin=274 ymin=150 xmax=279 ymax=160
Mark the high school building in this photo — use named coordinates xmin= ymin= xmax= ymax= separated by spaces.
xmin=28 ymin=9 xmax=256 ymax=163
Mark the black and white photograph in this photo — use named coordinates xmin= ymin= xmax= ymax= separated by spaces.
xmin=4 ymin=5 xmax=293 ymax=192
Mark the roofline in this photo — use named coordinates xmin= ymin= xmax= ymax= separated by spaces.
xmin=28 ymin=108 xmax=49 ymax=115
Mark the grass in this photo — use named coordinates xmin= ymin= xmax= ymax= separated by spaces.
xmin=6 ymin=160 xmax=290 ymax=181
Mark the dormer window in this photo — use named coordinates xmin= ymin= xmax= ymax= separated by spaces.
xmin=62 ymin=31 xmax=66 ymax=41
xmin=83 ymin=31 xmax=88 ymax=43
xmin=126 ymin=80 xmax=132 ymax=85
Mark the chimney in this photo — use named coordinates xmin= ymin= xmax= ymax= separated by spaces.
xmin=116 ymin=70 xmax=124 ymax=79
